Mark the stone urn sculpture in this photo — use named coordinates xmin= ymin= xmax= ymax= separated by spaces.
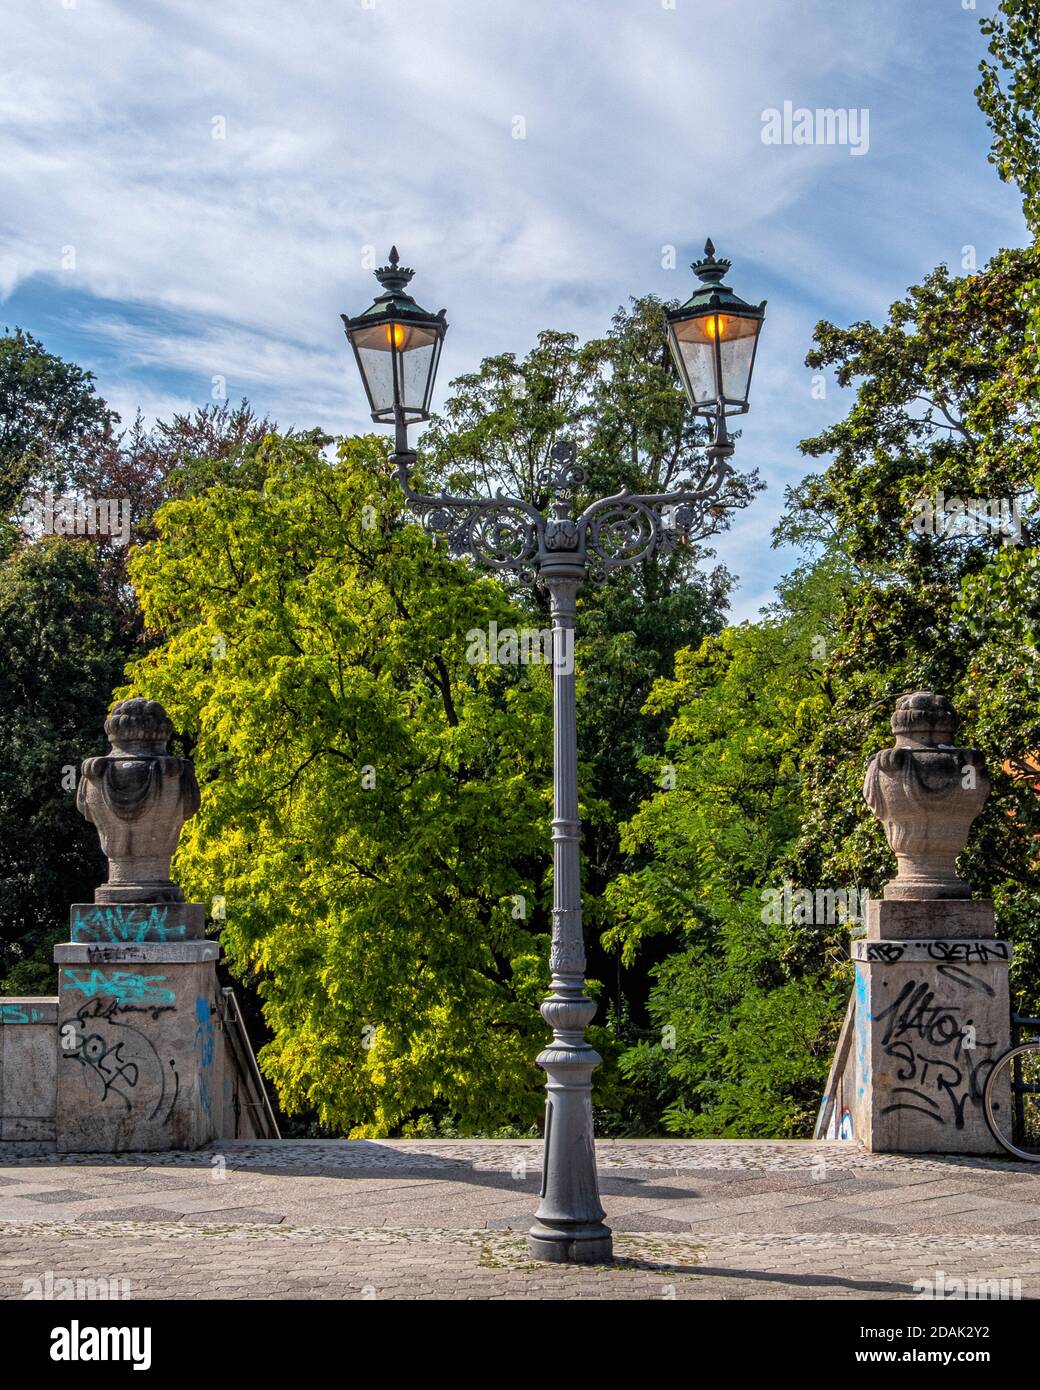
xmin=862 ymin=691 xmax=989 ymax=900
xmin=76 ymin=698 xmax=201 ymax=903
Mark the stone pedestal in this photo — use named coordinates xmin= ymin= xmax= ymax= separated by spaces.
xmin=854 ymin=693 xmax=1011 ymax=1154
xmin=55 ymin=697 xmax=220 ymax=1153
xmin=0 ymin=700 xmax=278 ymax=1152
xmin=852 ymin=902 xmax=1011 ymax=1154
xmin=54 ymin=932 xmax=222 ymax=1153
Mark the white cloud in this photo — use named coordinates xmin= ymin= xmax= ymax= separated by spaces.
xmin=0 ymin=0 xmax=1029 ymax=614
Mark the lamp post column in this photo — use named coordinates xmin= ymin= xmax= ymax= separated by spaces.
xmin=527 ymin=559 xmax=613 ymax=1264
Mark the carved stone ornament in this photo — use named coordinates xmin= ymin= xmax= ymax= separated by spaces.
xmin=862 ymin=691 xmax=989 ymax=900
xmin=77 ymin=698 xmax=201 ymax=904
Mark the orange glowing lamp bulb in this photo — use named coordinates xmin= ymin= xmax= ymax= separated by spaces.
xmin=385 ymin=322 xmax=407 ymax=350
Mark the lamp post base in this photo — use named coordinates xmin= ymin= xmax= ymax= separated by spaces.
xmin=527 ymin=1026 xmax=613 ymax=1264
xmin=527 ymin=1223 xmax=614 ymax=1264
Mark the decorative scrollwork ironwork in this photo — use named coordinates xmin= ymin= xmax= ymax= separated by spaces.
xmin=417 ymin=498 xmax=540 ymax=573
xmin=536 ymin=440 xmax=587 ymax=501
xmin=584 ymin=499 xmax=659 ymax=571
xmin=396 ymin=441 xmax=736 ymax=581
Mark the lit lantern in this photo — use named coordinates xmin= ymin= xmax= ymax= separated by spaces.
xmin=342 ymin=247 xmax=447 ymax=425
xmin=665 ymin=240 xmax=766 ymax=423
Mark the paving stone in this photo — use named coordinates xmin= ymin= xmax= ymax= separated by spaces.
xmin=82 ymin=1206 xmax=190 ymax=1222
xmin=14 ymin=1188 xmax=98 ymax=1204
xmin=0 ymin=1139 xmax=1036 ymax=1298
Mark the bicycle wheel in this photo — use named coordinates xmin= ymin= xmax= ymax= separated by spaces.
xmin=984 ymin=1041 xmax=1040 ymax=1161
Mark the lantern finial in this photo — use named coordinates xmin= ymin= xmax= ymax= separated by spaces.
xmin=692 ymin=239 xmax=731 ymax=284
xmin=375 ymin=247 xmax=415 ymax=293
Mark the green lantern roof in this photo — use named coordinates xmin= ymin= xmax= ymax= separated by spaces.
xmin=670 ymin=239 xmax=765 ymax=319
xmin=342 ymin=247 xmax=447 ymax=331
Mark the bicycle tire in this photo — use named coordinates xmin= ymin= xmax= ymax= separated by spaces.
xmin=984 ymin=1041 xmax=1040 ymax=1162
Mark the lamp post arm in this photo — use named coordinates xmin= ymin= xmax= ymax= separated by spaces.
xmin=576 ymin=457 xmax=733 ymax=528
xmin=394 ymin=451 xmax=544 ymax=525
xmin=576 ymin=455 xmax=737 ymax=577
xmin=392 ymin=449 xmax=547 ymax=577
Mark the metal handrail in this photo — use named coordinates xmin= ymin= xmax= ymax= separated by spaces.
xmin=219 ymin=987 xmax=281 ymax=1139
xmin=1011 ymin=1013 xmax=1040 ymax=1043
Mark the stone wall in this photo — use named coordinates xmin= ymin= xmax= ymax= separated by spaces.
xmin=0 ymin=998 xmax=58 ymax=1142
xmin=0 ymin=980 xmax=275 ymax=1149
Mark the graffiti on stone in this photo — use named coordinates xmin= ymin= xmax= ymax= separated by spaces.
xmin=864 ymin=943 xmax=905 ymax=962
xmin=875 ymin=965 xmax=997 ymax=1130
xmin=85 ymin=945 xmax=145 ymax=965
xmin=196 ymin=996 xmax=214 ymax=1120
xmin=62 ymin=969 xmax=176 ymax=1014
xmin=862 ymin=941 xmax=1009 ymax=964
xmin=0 ymin=1002 xmax=48 ymax=1024
xmin=60 ymin=1003 xmax=180 ymax=1121
xmin=926 ymin=940 xmax=1009 ymax=964
xmin=72 ymin=904 xmax=190 ymax=945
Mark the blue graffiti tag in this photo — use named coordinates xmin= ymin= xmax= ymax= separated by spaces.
xmin=71 ymin=905 xmax=189 ymax=944
xmin=0 ymin=1003 xmax=47 ymax=1024
xmin=63 ymin=969 xmax=176 ymax=1006
xmin=195 ymin=996 xmax=214 ymax=1118
xmin=855 ymin=963 xmax=869 ymax=1099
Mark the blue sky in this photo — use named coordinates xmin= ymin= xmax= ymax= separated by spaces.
xmin=0 ymin=0 xmax=1028 ymax=620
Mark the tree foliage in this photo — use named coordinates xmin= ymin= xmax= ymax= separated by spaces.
xmin=0 ymin=327 xmax=114 ymax=515
xmin=125 ymin=434 xmax=557 ymax=1135
xmin=0 ymin=538 xmax=125 ymax=991
xmin=606 ymin=561 xmax=849 ymax=1135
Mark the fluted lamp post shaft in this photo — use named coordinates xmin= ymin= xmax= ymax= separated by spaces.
xmin=526 ymin=562 xmax=611 ymax=1260
xmin=342 ymin=243 xmax=765 ymax=1265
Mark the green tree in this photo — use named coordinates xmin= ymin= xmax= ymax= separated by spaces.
xmin=605 ymin=0 xmax=1040 ymax=1134
xmin=0 ymin=537 xmax=126 ymax=992
xmin=977 ymin=0 xmax=1040 ymax=234
xmin=0 ymin=327 xmax=114 ymax=516
xmin=125 ymin=433 xmax=557 ymax=1135
xmin=776 ymin=10 xmax=1040 ymax=1001
xmin=421 ymin=298 xmax=758 ymax=1126
xmin=605 ymin=560 xmax=849 ymax=1135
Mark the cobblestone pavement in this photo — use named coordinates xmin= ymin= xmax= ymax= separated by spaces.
xmin=1 ymin=1140 xmax=1039 ymax=1299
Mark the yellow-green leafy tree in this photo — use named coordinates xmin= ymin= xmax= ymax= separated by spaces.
xmin=125 ymin=433 xmax=557 ymax=1136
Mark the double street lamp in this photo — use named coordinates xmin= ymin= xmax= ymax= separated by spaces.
xmin=343 ymin=242 xmax=765 ymax=1264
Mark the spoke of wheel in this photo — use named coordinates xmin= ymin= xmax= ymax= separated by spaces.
xmin=985 ymin=1043 xmax=1040 ymax=1161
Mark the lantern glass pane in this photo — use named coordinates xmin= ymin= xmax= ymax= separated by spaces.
xmin=669 ymin=315 xmax=720 ymax=407
xmin=398 ymin=336 xmax=437 ymax=414
xmin=718 ymin=316 xmax=760 ymax=403
xmin=352 ymin=320 xmax=440 ymax=417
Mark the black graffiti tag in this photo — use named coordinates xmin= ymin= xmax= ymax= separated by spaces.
xmin=865 ymin=943 xmax=905 ymax=962
xmin=875 ymin=973 xmax=995 ymax=1130
xmin=926 ymin=940 xmax=1009 ymax=964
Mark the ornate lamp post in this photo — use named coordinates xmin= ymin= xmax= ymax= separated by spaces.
xmin=343 ymin=242 xmax=765 ymax=1264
